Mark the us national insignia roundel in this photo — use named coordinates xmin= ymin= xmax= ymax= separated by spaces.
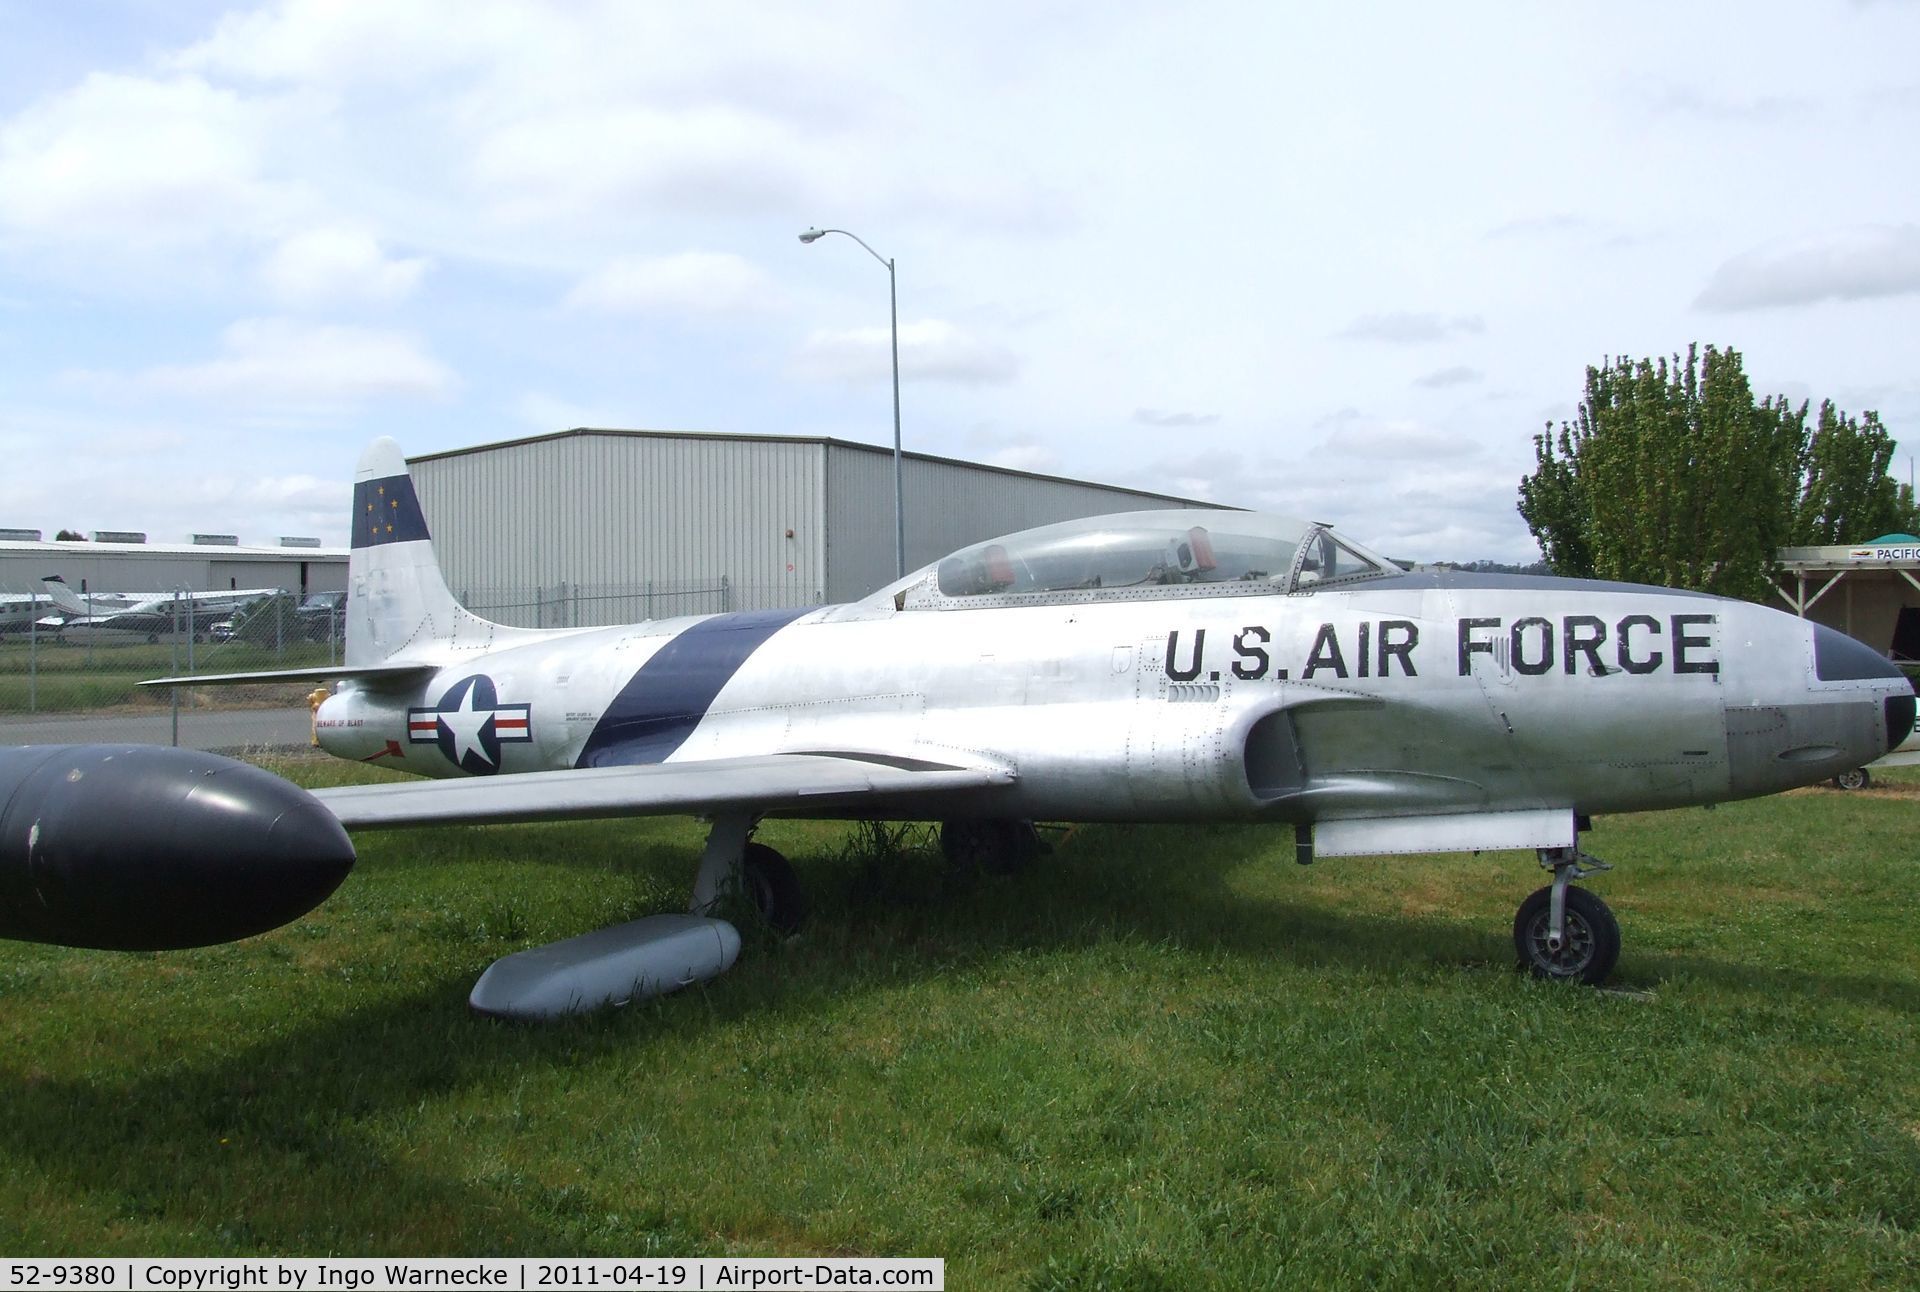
xmin=406 ymin=675 xmax=532 ymax=775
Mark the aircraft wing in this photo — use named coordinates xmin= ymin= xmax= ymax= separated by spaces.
xmin=312 ymin=752 xmax=1018 ymax=830
xmin=141 ymin=662 xmax=440 ymax=687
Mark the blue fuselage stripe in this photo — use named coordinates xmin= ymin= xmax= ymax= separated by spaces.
xmin=574 ymin=608 xmax=812 ymax=767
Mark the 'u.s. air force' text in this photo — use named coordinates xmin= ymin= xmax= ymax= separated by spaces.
xmin=1165 ymin=613 xmax=1719 ymax=681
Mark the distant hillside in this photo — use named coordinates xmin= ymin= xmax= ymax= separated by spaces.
xmin=1427 ymin=559 xmax=1551 ymax=575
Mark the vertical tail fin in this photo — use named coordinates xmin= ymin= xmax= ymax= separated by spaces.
xmin=39 ymin=576 xmax=89 ymax=616
xmin=348 ymin=438 xmax=509 ymax=664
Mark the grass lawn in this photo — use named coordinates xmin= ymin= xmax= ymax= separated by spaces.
xmin=0 ymin=639 xmax=339 ymax=712
xmin=2 ymin=757 xmax=1917 ymax=1287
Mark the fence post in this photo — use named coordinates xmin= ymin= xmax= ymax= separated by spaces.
xmin=722 ymin=575 xmax=731 ymax=612
xmin=170 ymin=597 xmax=181 ymax=748
xmin=26 ymin=602 xmax=36 ymax=713
xmin=275 ymin=594 xmax=283 ymax=659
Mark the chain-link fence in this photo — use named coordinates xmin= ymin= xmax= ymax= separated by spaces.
xmin=459 ymin=578 xmax=735 ymax=628
xmin=0 ymin=580 xmax=345 ymax=751
xmin=0 ymin=576 xmax=791 ymax=750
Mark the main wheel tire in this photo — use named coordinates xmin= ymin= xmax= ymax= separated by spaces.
xmin=1514 ymin=885 xmax=1621 ymax=985
xmin=742 ymin=842 xmax=806 ymax=936
xmin=1834 ymin=767 xmax=1871 ymax=791
xmin=940 ymin=819 xmax=1044 ymax=876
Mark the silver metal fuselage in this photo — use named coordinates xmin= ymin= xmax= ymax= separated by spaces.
xmin=318 ymin=570 xmax=1909 ymax=829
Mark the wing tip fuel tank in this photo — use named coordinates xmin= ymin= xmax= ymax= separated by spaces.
xmin=467 ymin=913 xmax=742 ymax=1020
xmin=0 ymin=745 xmax=356 ymax=950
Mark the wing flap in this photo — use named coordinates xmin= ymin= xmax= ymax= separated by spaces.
xmin=313 ymin=752 xmax=1017 ymax=830
xmin=140 ymin=663 xmax=438 ymax=687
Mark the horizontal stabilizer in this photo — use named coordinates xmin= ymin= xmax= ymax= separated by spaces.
xmin=140 ymin=663 xmax=439 ymax=688
xmin=313 ymin=752 xmax=1017 ymax=830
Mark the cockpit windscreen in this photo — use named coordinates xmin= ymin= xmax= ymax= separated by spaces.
xmin=932 ymin=510 xmax=1388 ymax=600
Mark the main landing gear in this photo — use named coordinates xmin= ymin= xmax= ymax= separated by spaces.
xmin=1514 ymin=846 xmax=1621 ymax=985
xmin=940 ymin=819 xmax=1047 ymax=876
xmin=693 ymin=814 xmax=807 ymax=935
xmin=469 ymin=811 xmax=805 ymax=1020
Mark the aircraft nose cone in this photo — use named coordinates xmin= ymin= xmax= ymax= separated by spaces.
xmin=1807 ymin=623 xmax=1915 ymax=759
xmin=1886 ymin=692 xmax=1918 ymax=755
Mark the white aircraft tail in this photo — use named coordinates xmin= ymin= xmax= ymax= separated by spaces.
xmin=39 ymin=576 xmax=91 ymax=616
xmin=348 ymin=438 xmax=519 ymax=666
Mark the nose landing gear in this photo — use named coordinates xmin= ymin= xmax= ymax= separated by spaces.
xmin=1515 ymin=847 xmax=1620 ymax=984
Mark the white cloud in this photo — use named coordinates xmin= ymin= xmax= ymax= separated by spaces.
xmin=1695 ymin=225 xmax=1920 ymax=311
xmin=235 ymin=472 xmax=349 ymax=509
xmin=983 ymin=443 xmax=1061 ymax=474
xmin=1413 ymin=366 xmax=1484 ymax=389
xmin=792 ymin=319 xmax=1019 ymax=385
xmin=66 ymin=318 xmax=456 ymax=407
xmin=515 ymin=391 xmax=622 ymax=431
xmin=0 ymin=72 xmax=303 ymax=248
xmin=1645 ymin=84 xmax=1808 ymax=123
xmin=1133 ymin=408 xmax=1221 ymax=427
xmin=172 ymin=0 xmax=531 ymax=86
xmin=1321 ymin=421 xmax=1477 ymax=461
xmin=1336 ymin=313 xmax=1487 ymax=344
xmin=259 ymin=227 xmax=428 ymax=307
xmin=471 ymin=104 xmax=818 ymax=224
xmin=563 ymin=252 xmax=778 ymax=316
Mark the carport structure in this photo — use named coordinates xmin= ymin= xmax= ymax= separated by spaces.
xmin=1775 ymin=536 xmax=1920 ymax=660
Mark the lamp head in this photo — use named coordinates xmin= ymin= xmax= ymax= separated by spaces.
xmin=798 ymin=228 xmax=826 ymax=243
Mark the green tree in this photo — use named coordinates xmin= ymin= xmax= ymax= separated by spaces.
xmin=1793 ymin=402 xmax=1919 ymax=544
xmin=1520 ymin=345 xmax=1909 ymax=601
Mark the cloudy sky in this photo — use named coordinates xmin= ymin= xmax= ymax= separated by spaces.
xmin=2 ymin=1 xmax=1917 ymax=561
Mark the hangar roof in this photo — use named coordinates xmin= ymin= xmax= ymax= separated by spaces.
xmin=408 ymin=426 xmax=1227 ymax=509
xmin=0 ymin=540 xmax=345 ymax=561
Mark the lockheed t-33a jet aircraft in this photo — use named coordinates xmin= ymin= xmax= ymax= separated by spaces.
xmin=1 ymin=439 xmax=1911 ymax=1018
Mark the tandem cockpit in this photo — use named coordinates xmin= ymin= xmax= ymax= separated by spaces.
xmin=893 ymin=510 xmax=1397 ymax=609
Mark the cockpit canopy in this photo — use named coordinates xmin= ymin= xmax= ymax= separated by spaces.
xmin=905 ymin=509 xmax=1393 ymax=608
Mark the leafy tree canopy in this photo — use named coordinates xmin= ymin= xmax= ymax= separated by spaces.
xmin=1519 ymin=344 xmax=1916 ymax=601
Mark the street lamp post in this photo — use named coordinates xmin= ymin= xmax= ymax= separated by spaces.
xmin=799 ymin=227 xmax=905 ymax=580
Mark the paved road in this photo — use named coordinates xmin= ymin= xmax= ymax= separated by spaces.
xmin=0 ymin=706 xmax=312 ymax=752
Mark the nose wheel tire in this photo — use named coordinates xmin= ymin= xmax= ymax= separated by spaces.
xmin=742 ymin=842 xmax=806 ymax=936
xmin=1833 ymin=767 xmax=1871 ymax=791
xmin=1514 ymin=884 xmax=1620 ymax=985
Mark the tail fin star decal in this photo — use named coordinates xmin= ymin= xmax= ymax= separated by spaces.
xmin=351 ymin=472 xmax=431 ymax=548
xmin=408 ymin=676 xmax=532 ymax=775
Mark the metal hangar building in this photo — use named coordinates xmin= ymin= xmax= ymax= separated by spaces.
xmin=407 ymin=428 xmax=1223 ymax=627
xmin=0 ymin=536 xmax=347 ymax=600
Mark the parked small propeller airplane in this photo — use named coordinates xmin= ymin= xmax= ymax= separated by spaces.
xmin=0 ymin=591 xmax=56 ymax=634
xmin=41 ymin=577 xmax=284 ymax=645
xmin=1 ymin=438 xmax=1911 ymax=1017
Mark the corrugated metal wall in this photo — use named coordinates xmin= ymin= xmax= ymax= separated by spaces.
xmin=409 ymin=430 xmax=1217 ymax=622
xmin=409 ymin=432 xmax=827 ymax=623
xmin=823 ymin=443 xmax=1210 ymax=603
xmin=0 ymin=548 xmax=343 ymax=596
